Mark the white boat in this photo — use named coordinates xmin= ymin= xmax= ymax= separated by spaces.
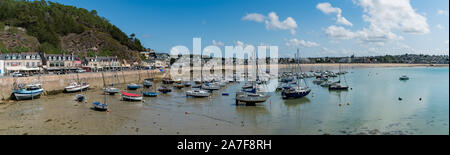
xmin=186 ymin=89 xmax=210 ymax=98
xmin=65 ymin=82 xmax=89 ymax=93
xmin=236 ymin=91 xmax=269 ymax=104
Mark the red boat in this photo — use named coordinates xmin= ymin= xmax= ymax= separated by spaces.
xmin=121 ymin=92 xmax=143 ymax=101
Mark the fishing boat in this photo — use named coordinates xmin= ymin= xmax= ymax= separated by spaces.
xmin=92 ymin=101 xmax=108 ymax=111
xmin=65 ymin=82 xmax=90 ymax=93
xmin=399 ymin=75 xmax=409 ymax=80
xmin=158 ymin=86 xmax=172 ymax=93
xmin=186 ymin=89 xmax=210 ymax=98
xmin=127 ymin=83 xmax=142 ymax=90
xmin=12 ymin=83 xmax=44 ymax=100
xmin=121 ymin=92 xmax=143 ymax=101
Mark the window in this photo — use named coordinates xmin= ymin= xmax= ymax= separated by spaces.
xmin=37 ymin=62 xmax=40 ymax=66
xmin=6 ymin=63 xmax=9 ymax=66
xmin=32 ymin=62 xmax=35 ymax=67
xmin=26 ymin=62 xmax=30 ymax=67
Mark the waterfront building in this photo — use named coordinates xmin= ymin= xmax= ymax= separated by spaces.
xmin=43 ymin=53 xmax=78 ymax=73
xmin=84 ymin=55 xmax=121 ymax=72
xmin=0 ymin=53 xmax=42 ymax=75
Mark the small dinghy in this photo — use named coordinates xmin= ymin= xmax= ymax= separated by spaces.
xmin=76 ymin=94 xmax=85 ymax=102
xmin=222 ymin=93 xmax=230 ymax=96
xmin=121 ymin=92 xmax=143 ymax=101
xmin=92 ymin=101 xmax=108 ymax=111
xmin=127 ymin=83 xmax=142 ymax=90
xmin=143 ymin=92 xmax=158 ymax=97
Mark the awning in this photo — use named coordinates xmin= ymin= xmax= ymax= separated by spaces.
xmin=6 ymin=67 xmax=40 ymax=71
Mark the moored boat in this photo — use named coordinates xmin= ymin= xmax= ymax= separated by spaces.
xmin=186 ymin=89 xmax=210 ymax=98
xmin=65 ymin=82 xmax=90 ymax=93
xmin=399 ymin=75 xmax=410 ymax=80
xmin=143 ymin=91 xmax=158 ymax=97
xmin=12 ymin=84 xmax=44 ymax=100
xmin=92 ymin=101 xmax=108 ymax=111
xmin=127 ymin=83 xmax=142 ymax=90
xmin=121 ymin=92 xmax=143 ymax=101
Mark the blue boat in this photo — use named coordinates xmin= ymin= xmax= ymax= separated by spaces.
xmin=282 ymin=87 xmax=311 ymax=99
xmin=12 ymin=84 xmax=44 ymax=100
xmin=76 ymin=94 xmax=85 ymax=102
xmin=127 ymin=83 xmax=142 ymax=90
xmin=143 ymin=92 xmax=158 ymax=97
xmin=92 ymin=101 xmax=108 ymax=111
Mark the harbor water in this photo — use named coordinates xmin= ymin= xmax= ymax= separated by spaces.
xmin=0 ymin=67 xmax=448 ymax=135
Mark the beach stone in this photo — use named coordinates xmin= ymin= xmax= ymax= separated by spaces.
xmin=45 ymin=119 xmax=52 ymax=122
xmin=369 ymin=129 xmax=380 ymax=135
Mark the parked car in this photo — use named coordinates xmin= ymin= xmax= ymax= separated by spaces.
xmin=75 ymin=69 xmax=86 ymax=73
xmin=12 ymin=72 xmax=23 ymax=77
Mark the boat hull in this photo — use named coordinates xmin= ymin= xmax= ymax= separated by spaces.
xmin=65 ymin=85 xmax=89 ymax=93
xmin=143 ymin=92 xmax=158 ymax=97
xmin=122 ymin=95 xmax=143 ymax=101
xmin=13 ymin=89 xmax=44 ymax=100
xmin=103 ymin=88 xmax=120 ymax=95
xmin=282 ymin=89 xmax=311 ymax=99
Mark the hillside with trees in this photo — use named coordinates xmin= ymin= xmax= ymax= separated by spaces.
xmin=0 ymin=0 xmax=146 ymax=61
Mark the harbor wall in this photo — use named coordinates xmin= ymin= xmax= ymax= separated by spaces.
xmin=0 ymin=70 xmax=164 ymax=100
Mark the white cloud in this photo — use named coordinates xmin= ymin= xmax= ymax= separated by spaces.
xmin=234 ymin=41 xmax=254 ymax=48
xmin=242 ymin=13 xmax=266 ymax=22
xmin=212 ymin=40 xmax=224 ymax=46
xmin=324 ymin=0 xmax=428 ymax=44
xmin=437 ymin=9 xmax=449 ymax=15
xmin=286 ymin=38 xmax=320 ymax=47
xmin=324 ymin=25 xmax=357 ymax=40
xmin=436 ymin=24 xmax=444 ymax=30
xmin=242 ymin=12 xmax=298 ymax=34
xmin=317 ymin=2 xmax=353 ymax=26
xmin=358 ymin=0 xmax=429 ymax=35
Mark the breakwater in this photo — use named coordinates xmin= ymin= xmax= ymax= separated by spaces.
xmin=0 ymin=70 xmax=164 ymax=100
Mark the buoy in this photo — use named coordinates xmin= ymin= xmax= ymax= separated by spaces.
xmin=347 ymin=102 xmax=350 ymax=105
xmin=338 ymin=104 xmax=342 ymax=106
xmin=419 ymin=98 xmax=422 ymax=101
xmin=185 ymin=112 xmax=188 ymax=115
xmin=398 ymin=97 xmax=402 ymax=101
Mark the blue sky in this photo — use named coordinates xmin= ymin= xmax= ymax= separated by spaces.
xmin=48 ymin=0 xmax=449 ymax=57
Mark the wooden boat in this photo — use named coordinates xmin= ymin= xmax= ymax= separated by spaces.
xmin=12 ymin=84 xmax=44 ymax=100
xmin=121 ymin=92 xmax=143 ymax=101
